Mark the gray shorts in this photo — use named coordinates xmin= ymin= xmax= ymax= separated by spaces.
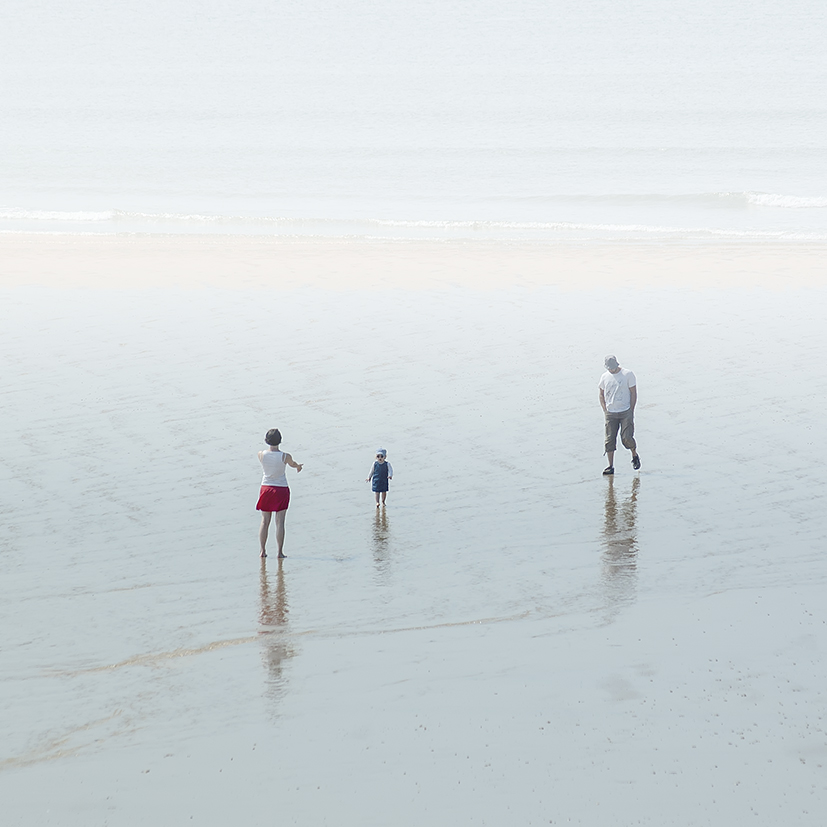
xmin=605 ymin=409 xmax=636 ymax=454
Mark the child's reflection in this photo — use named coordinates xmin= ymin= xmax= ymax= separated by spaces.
xmin=259 ymin=559 xmax=294 ymax=704
xmin=372 ymin=508 xmax=392 ymax=584
xmin=601 ymin=476 xmax=640 ymax=619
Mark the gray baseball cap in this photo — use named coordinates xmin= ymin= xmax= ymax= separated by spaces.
xmin=604 ymin=355 xmax=619 ymax=370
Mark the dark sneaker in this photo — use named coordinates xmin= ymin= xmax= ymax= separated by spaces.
xmin=632 ymin=455 xmax=641 ymax=470
xmin=602 ymin=466 xmax=614 ymax=475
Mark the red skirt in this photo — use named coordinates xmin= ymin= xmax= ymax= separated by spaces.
xmin=256 ymin=486 xmax=290 ymax=512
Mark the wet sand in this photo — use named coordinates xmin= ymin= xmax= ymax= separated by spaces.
xmin=1 ymin=236 xmax=826 ymax=825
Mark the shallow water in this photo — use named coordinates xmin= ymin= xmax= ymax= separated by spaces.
xmin=1 ymin=270 xmax=826 ymax=823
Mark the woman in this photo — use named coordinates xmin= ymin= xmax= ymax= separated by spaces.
xmin=257 ymin=428 xmax=303 ymax=558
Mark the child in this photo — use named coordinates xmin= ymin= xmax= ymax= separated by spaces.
xmin=366 ymin=448 xmax=393 ymax=507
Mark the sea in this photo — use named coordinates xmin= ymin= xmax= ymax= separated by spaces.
xmin=2 ymin=0 xmax=826 ymax=241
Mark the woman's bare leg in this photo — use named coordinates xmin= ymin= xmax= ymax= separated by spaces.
xmin=375 ymin=492 xmax=380 ymax=507
xmin=259 ymin=511 xmax=272 ymax=557
xmin=274 ymin=509 xmax=287 ymax=558
xmin=381 ymin=491 xmax=387 ymax=506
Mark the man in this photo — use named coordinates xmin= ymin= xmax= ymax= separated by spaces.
xmin=598 ymin=355 xmax=641 ymax=475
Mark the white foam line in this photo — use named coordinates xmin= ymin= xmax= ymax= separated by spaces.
xmin=745 ymin=192 xmax=827 ymax=209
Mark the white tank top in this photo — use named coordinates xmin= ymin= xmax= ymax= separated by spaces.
xmin=260 ymin=450 xmax=288 ymax=487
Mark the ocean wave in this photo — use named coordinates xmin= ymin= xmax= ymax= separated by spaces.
xmin=744 ymin=192 xmax=827 ymax=209
xmin=2 ymin=206 xmax=827 ymax=241
xmin=0 ymin=208 xmax=116 ymax=221
xmin=3 ymin=192 xmax=827 ymax=229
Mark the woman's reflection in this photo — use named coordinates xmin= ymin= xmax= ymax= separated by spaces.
xmin=259 ymin=559 xmax=294 ymax=705
xmin=601 ymin=475 xmax=640 ymax=619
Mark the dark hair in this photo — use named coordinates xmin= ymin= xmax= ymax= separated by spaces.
xmin=264 ymin=428 xmax=282 ymax=446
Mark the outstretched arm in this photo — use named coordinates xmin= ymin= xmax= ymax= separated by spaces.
xmin=283 ymin=452 xmax=303 ymax=472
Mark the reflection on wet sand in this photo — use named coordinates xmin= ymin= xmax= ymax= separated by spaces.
xmin=258 ymin=559 xmax=294 ymax=706
xmin=372 ymin=508 xmax=392 ymax=584
xmin=601 ymin=476 xmax=640 ymax=619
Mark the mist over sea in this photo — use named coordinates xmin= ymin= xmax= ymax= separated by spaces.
xmin=2 ymin=0 xmax=826 ymax=240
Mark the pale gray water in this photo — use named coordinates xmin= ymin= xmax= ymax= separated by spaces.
xmin=2 ymin=0 xmax=827 ymax=237
xmin=2 ymin=278 xmax=827 ymax=823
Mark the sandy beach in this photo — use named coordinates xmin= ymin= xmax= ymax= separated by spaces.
xmin=3 ymin=234 xmax=827 ymax=290
xmin=2 ymin=236 xmax=827 ymax=825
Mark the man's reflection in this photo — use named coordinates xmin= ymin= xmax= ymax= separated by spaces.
xmin=601 ymin=475 xmax=640 ymax=618
xmin=372 ymin=508 xmax=391 ymax=584
xmin=259 ymin=559 xmax=294 ymax=705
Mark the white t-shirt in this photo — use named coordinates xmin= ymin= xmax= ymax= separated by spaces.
xmin=599 ymin=368 xmax=637 ymax=413
xmin=260 ymin=450 xmax=288 ymax=487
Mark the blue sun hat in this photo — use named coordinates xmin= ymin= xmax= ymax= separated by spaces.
xmin=376 ymin=448 xmax=387 ymax=457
